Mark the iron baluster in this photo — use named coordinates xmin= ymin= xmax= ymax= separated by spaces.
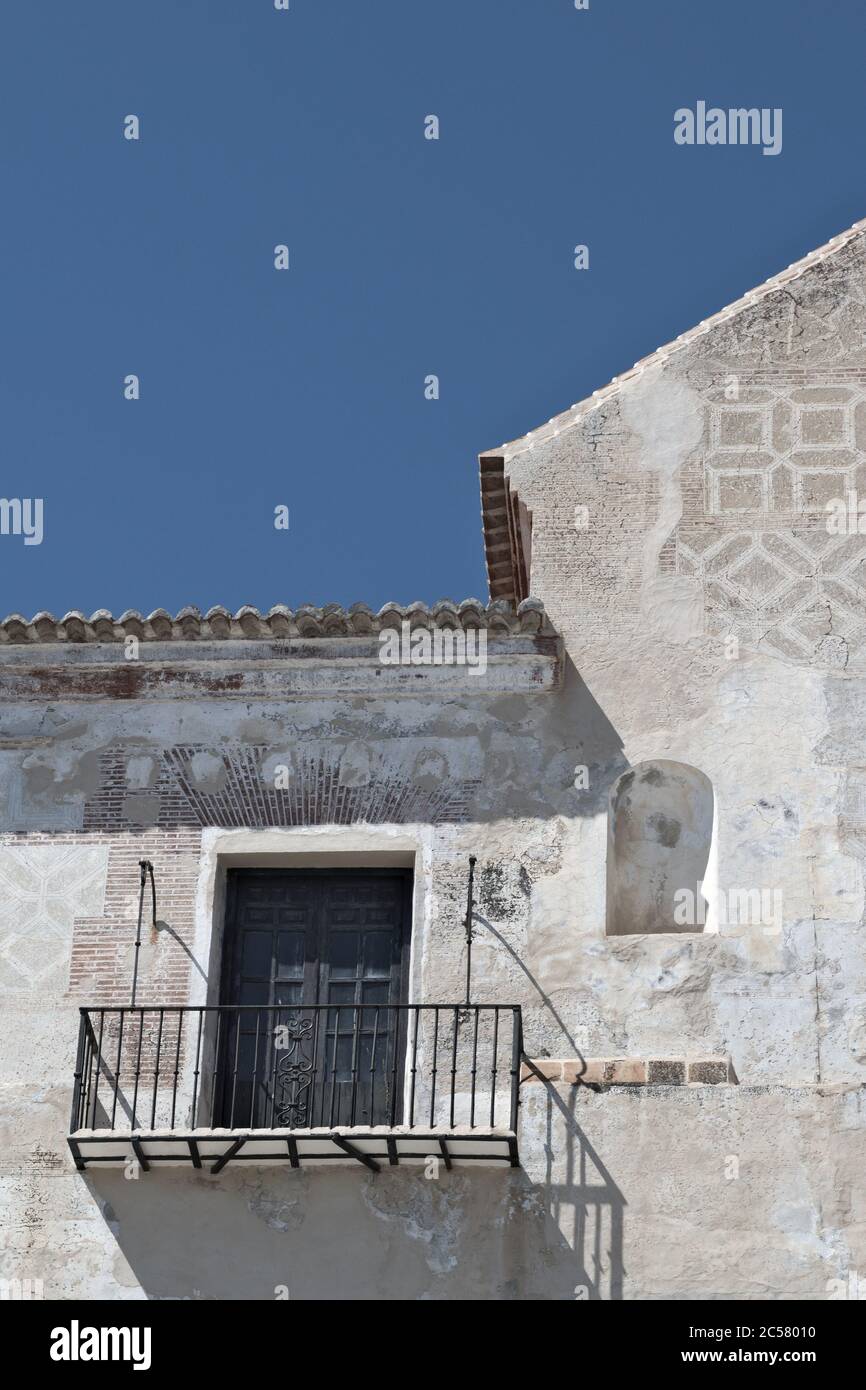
xmin=110 ymin=1010 xmax=125 ymax=1130
xmin=170 ymin=1010 xmax=184 ymax=1129
xmin=150 ymin=1008 xmax=164 ymax=1130
xmin=191 ymin=1009 xmax=204 ymax=1126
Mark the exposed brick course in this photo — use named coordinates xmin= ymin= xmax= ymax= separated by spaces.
xmin=522 ymin=1056 xmax=733 ymax=1087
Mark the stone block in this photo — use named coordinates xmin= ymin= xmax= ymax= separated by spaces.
xmin=647 ymin=1058 xmax=686 ymax=1085
xmin=687 ymin=1058 xmax=731 ymax=1085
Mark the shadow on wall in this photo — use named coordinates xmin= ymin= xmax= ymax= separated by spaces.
xmin=521 ymin=653 xmax=630 ymax=822
xmin=606 ymin=760 xmax=714 ymax=935
xmin=528 ymin=1080 xmax=625 ymax=1301
xmin=83 ymin=1106 xmax=624 ymax=1301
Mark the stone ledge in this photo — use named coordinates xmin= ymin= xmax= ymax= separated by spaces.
xmin=521 ymin=1057 xmax=734 ymax=1086
xmin=0 ymin=648 xmax=561 ymax=701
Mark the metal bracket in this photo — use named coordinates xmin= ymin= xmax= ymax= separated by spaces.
xmin=330 ymin=1134 xmax=380 ymax=1172
xmin=131 ymin=1139 xmax=150 ymax=1173
xmin=211 ymin=1137 xmax=245 ymax=1174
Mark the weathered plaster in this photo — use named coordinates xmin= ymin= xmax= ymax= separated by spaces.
xmin=3 ymin=225 xmax=866 ymax=1299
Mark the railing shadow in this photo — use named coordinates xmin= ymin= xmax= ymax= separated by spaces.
xmin=524 ymin=1072 xmax=626 ymax=1300
xmin=80 ymin=1066 xmax=625 ymax=1300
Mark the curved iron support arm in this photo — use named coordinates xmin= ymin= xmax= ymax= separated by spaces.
xmin=464 ymin=855 xmax=477 ymax=1005
xmin=131 ymin=859 xmax=157 ymax=1007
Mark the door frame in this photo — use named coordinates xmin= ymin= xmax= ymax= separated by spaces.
xmin=214 ymin=866 xmax=414 ymax=1128
xmin=219 ymin=866 xmax=414 ymax=1006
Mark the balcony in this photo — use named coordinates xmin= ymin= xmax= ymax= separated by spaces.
xmin=68 ymin=1004 xmax=522 ymax=1172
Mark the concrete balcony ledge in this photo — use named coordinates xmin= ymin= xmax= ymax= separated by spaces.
xmin=67 ymin=1124 xmax=519 ymax=1173
xmin=521 ymin=1056 xmax=735 ymax=1087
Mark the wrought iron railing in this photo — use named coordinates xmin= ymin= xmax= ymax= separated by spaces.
xmin=70 ymin=1004 xmax=523 ymax=1136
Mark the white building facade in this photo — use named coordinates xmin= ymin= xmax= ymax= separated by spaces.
xmin=2 ymin=220 xmax=866 ymax=1301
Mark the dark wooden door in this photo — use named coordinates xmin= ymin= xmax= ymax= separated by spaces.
xmin=217 ymin=869 xmax=411 ymax=1129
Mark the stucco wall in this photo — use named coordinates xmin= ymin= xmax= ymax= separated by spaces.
xmin=3 ymin=228 xmax=866 ymax=1300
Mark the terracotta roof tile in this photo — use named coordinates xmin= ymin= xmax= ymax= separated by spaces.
xmin=0 ymin=599 xmax=553 ymax=646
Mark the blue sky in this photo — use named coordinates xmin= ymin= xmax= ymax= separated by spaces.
xmin=1 ymin=0 xmax=864 ymax=617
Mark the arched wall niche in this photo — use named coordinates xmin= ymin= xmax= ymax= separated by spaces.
xmin=606 ymin=760 xmax=714 ymax=936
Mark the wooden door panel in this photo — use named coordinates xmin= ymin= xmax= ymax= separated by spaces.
xmin=218 ymin=869 xmax=411 ymax=1127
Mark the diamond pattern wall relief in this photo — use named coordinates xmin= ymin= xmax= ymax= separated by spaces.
xmin=674 ymin=381 xmax=866 ymax=665
xmin=0 ymin=845 xmax=108 ymax=992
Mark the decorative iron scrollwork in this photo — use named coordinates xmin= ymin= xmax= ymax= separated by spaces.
xmin=275 ymin=1016 xmax=315 ymax=1127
